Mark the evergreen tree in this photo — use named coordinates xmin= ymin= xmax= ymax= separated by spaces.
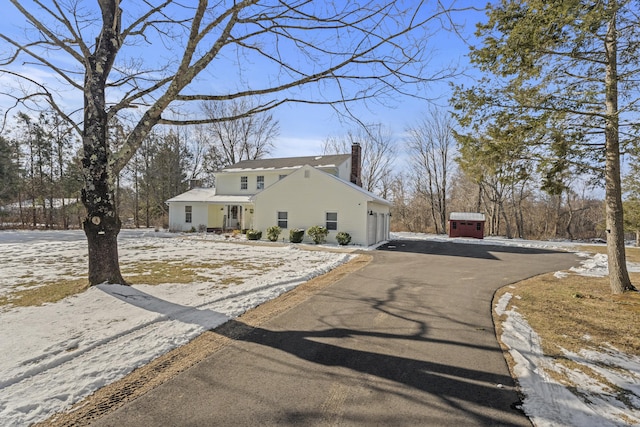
xmin=453 ymin=0 xmax=640 ymax=293
xmin=139 ymin=130 xmax=191 ymax=226
xmin=0 ymin=135 xmax=20 ymax=207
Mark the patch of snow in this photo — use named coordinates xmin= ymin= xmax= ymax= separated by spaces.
xmin=570 ymin=253 xmax=610 ymax=277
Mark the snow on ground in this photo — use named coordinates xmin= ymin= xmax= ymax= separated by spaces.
xmin=1 ymin=230 xmax=639 ymax=426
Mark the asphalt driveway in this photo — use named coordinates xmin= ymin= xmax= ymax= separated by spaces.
xmin=93 ymin=239 xmax=579 ymax=426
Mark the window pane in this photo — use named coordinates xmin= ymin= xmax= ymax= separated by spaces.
xmin=277 ymin=211 xmax=287 ymax=228
xmin=241 ymin=176 xmax=248 ymax=190
xmin=326 ymin=212 xmax=337 ymax=230
xmin=185 ymin=206 xmax=192 ymax=223
xmin=257 ymin=176 xmax=264 ymax=190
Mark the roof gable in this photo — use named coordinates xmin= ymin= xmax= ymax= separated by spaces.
xmin=252 ymin=164 xmax=391 ymax=206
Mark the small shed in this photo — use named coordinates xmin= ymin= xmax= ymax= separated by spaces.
xmin=449 ymin=212 xmax=486 ymax=239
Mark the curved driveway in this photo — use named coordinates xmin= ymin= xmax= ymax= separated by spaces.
xmin=94 ymin=239 xmax=578 ymax=426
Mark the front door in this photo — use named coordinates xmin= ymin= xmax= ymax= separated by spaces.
xmin=226 ymin=205 xmax=243 ymax=229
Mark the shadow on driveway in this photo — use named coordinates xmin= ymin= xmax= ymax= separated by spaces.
xmin=378 ymin=238 xmax=569 ymax=260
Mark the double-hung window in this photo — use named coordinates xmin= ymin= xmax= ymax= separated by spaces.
xmin=185 ymin=206 xmax=192 ymax=223
xmin=277 ymin=211 xmax=288 ymax=228
xmin=257 ymin=175 xmax=265 ymax=190
xmin=240 ymin=176 xmax=248 ymax=190
xmin=326 ymin=212 xmax=338 ymax=230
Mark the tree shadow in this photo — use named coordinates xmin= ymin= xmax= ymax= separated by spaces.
xmin=378 ymin=239 xmax=570 ymax=260
xmin=98 ymin=284 xmax=229 ymax=329
xmin=98 ymin=283 xmax=528 ymax=425
xmin=222 ymin=319 xmax=527 ymax=425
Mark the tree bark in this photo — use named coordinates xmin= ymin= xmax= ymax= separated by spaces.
xmin=81 ymin=1 xmax=126 ymax=286
xmin=604 ymin=11 xmax=634 ymax=293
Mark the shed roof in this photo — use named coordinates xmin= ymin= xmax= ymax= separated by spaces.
xmin=450 ymin=212 xmax=486 ymax=221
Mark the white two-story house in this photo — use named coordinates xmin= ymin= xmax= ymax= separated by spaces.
xmin=166 ymin=143 xmax=391 ymax=246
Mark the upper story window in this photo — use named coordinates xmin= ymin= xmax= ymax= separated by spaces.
xmin=257 ymin=175 xmax=265 ymax=190
xmin=185 ymin=206 xmax=192 ymax=223
xmin=326 ymin=212 xmax=337 ymax=230
xmin=240 ymin=176 xmax=248 ymax=190
xmin=279 ymin=174 xmax=287 ymax=180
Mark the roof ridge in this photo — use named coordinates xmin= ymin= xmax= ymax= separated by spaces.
xmin=222 ymin=153 xmax=351 ymax=171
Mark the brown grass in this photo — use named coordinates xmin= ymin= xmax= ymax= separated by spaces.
xmin=0 ymin=259 xmax=261 ymax=308
xmin=0 ymin=278 xmax=89 ymax=307
xmin=494 ymin=258 xmax=640 ymax=409
xmin=496 ymin=272 xmax=640 ymax=357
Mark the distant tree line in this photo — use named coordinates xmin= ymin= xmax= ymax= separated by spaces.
xmin=3 ymin=105 xmax=639 ymax=245
xmin=0 ymin=111 xmax=84 ymax=228
xmin=0 ymin=102 xmax=279 ymax=229
xmin=384 ymin=109 xmax=620 ymax=243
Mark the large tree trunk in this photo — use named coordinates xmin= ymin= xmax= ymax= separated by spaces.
xmin=81 ymin=107 xmax=127 ymax=285
xmin=604 ymin=12 xmax=634 ymax=294
xmin=81 ymin=1 xmax=126 ymax=286
xmin=84 ymin=215 xmax=125 ymax=284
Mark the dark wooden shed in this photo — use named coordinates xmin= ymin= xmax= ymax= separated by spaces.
xmin=449 ymin=212 xmax=486 ymax=239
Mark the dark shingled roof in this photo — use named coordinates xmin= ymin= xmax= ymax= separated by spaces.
xmin=222 ymin=154 xmax=351 ymax=171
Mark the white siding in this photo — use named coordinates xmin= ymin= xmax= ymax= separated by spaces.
xmin=215 ymin=171 xmax=290 ymax=195
xmin=167 ymin=202 xmax=209 ymax=231
xmin=215 ymin=161 xmax=350 ymax=196
xmin=252 ymin=166 xmax=389 ymax=246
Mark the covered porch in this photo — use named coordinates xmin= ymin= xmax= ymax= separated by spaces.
xmin=206 ymin=202 xmax=254 ymax=233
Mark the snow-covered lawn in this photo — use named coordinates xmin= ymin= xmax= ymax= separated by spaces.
xmin=0 ymin=230 xmax=352 ymax=426
xmin=1 ymin=229 xmax=639 ymax=426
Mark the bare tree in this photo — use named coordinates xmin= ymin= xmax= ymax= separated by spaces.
xmin=322 ymin=123 xmax=396 ymax=195
xmin=405 ymin=108 xmax=456 ymax=234
xmin=201 ymin=99 xmax=278 ymax=170
xmin=0 ymin=1 xmax=461 ymax=285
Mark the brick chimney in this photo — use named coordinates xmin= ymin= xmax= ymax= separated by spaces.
xmin=189 ymin=178 xmax=203 ymax=189
xmin=350 ymin=142 xmax=362 ymax=187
